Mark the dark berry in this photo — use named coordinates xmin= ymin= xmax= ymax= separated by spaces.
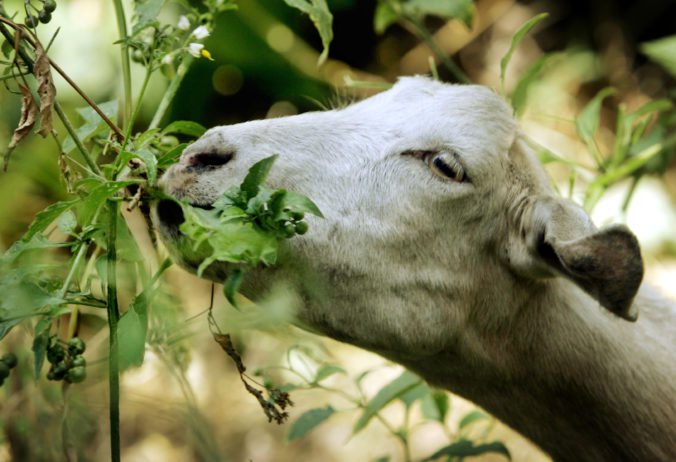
xmin=43 ymin=0 xmax=57 ymax=13
xmin=25 ymin=15 xmax=39 ymax=28
xmin=71 ymin=356 xmax=86 ymax=368
xmin=47 ymin=344 xmax=65 ymax=364
xmin=67 ymin=337 xmax=86 ymax=355
xmin=38 ymin=9 xmax=52 ymax=24
xmin=0 ymin=362 xmax=10 ymax=379
xmin=66 ymin=366 xmax=86 ymax=384
xmin=1 ymin=353 xmax=17 ymax=369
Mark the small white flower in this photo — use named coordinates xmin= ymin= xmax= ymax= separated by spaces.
xmin=161 ymin=54 xmax=173 ymax=65
xmin=177 ymin=15 xmax=190 ymax=31
xmin=188 ymin=43 xmax=204 ymax=58
xmin=192 ymin=25 xmax=210 ymax=40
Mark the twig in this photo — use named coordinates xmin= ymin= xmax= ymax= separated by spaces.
xmin=106 ymin=199 xmax=121 ymax=462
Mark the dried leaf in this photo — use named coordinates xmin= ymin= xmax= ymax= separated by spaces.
xmin=34 ymin=43 xmax=56 ymax=137
xmin=4 ymin=84 xmax=38 ymax=170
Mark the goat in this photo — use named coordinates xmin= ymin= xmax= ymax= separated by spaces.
xmin=154 ymin=76 xmax=676 ymax=461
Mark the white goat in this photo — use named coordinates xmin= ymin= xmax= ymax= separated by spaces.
xmin=154 ymin=77 xmax=676 ymax=461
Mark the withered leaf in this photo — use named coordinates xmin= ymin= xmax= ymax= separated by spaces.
xmin=4 ymin=84 xmax=38 ymax=171
xmin=34 ymin=43 xmax=56 ymax=137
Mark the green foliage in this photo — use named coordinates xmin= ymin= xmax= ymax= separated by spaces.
xmin=283 ymin=0 xmax=333 ymax=64
xmin=374 ymin=0 xmax=474 ymax=34
xmin=178 ymin=155 xmax=323 ymax=305
xmin=640 ymin=34 xmax=676 ymax=78
xmin=499 ymin=13 xmax=548 ymax=90
xmin=287 ymin=405 xmax=335 ymax=442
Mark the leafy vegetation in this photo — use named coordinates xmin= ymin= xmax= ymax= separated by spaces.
xmin=0 ymin=0 xmax=674 ymax=461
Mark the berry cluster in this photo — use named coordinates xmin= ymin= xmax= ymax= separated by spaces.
xmin=0 ymin=353 xmax=18 ymax=386
xmin=46 ymin=336 xmax=86 ymax=384
xmin=24 ymin=0 xmax=57 ymax=27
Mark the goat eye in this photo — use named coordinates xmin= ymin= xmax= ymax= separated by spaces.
xmin=426 ymin=152 xmax=465 ymax=182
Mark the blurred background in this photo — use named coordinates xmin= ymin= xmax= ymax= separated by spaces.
xmin=0 ymin=0 xmax=675 ymax=461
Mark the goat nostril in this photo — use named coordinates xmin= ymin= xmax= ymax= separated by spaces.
xmin=187 ymin=151 xmax=234 ymax=168
xmin=156 ymin=199 xmax=185 ymax=228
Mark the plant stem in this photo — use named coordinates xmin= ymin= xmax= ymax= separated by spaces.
xmin=123 ymin=68 xmax=153 ymax=148
xmin=406 ymin=18 xmax=470 ymax=84
xmin=112 ymin=0 xmax=132 ymax=127
xmin=106 ymin=199 xmax=121 ymax=462
xmin=149 ymin=55 xmax=194 ymax=129
xmin=54 ymin=102 xmax=102 ymax=175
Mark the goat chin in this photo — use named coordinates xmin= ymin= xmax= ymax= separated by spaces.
xmin=153 ymin=76 xmax=676 ymax=462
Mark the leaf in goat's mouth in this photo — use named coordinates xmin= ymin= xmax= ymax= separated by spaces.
xmin=176 ymin=155 xmax=323 ymax=307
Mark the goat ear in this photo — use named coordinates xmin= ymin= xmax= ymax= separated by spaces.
xmin=506 ymin=197 xmax=644 ymax=321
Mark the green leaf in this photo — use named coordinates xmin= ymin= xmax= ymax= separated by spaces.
xmin=422 ymin=439 xmax=511 ymax=461
xmin=223 ymin=268 xmax=244 ymax=308
xmin=278 ymin=190 xmax=324 ymax=218
xmin=240 ymin=155 xmax=278 ymax=199
xmin=62 ymin=101 xmax=118 ymax=154
xmin=19 ymin=200 xmax=77 ymax=243
xmin=123 ymin=148 xmax=158 ymax=185
xmin=58 ymin=210 xmax=77 ymax=235
xmin=133 ymin=0 xmax=165 ymax=34
xmin=287 ymin=406 xmax=335 ymax=442
xmin=510 ymin=54 xmax=549 ymax=116
xmin=640 ymin=35 xmax=676 ymax=78
xmin=500 ymin=13 xmax=549 ymax=89
xmin=421 ymin=390 xmax=449 ymax=422
xmin=0 ymin=270 xmax=66 ymax=333
xmin=283 ymin=0 xmax=333 ymax=64
xmin=458 ymin=409 xmax=488 ymax=429
xmin=78 ymin=180 xmax=138 ymax=224
xmin=314 ymin=364 xmax=346 ymax=382
xmin=401 ymin=0 xmax=474 ymax=26
xmin=374 ymin=3 xmax=398 ymax=34
xmin=576 ymin=87 xmax=616 ymax=149
xmin=162 ymin=120 xmax=207 ymax=138
xmin=158 ymin=143 xmax=189 ymax=168
xmin=399 ymin=381 xmax=429 ymax=408
xmin=118 ymin=293 xmax=148 ymax=370
xmin=353 ymin=370 xmax=421 ymax=433
xmin=32 ymin=319 xmax=51 ymax=378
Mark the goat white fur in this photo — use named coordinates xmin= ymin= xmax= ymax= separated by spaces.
xmin=155 ymin=77 xmax=676 ymax=461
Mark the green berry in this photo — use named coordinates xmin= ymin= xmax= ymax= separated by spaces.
xmin=67 ymin=337 xmax=86 ymax=355
xmin=38 ymin=9 xmax=51 ymax=24
xmin=25 ymin=15 xmax=38 ymax=28
xmin=131 ymin=49 xmax=145 ymax=63
xmin=283 ymin=222 xmax=296 ymax=238
xmin=294 ymin=220 xmax=309 ymax=235
xmin=71 ymin=355 xmax=86 ymax=368
xmin=290 ymin=211 xmax=305 ymax=221
xmin=1 ymin=353 xmax=17 ymax=369
xmin=47 ymin=369 xmax=57 ymax=381
xmin=0 ymin=362 xmax=9 ymax=379
xmin=66 ymin=366 xmax=86 ymax=384
xmin=43 ymin=0 xmax=57 ymax=13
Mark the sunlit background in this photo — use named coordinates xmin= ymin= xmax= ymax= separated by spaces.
xmin=1 ymin=0 xmax=675 ymax=461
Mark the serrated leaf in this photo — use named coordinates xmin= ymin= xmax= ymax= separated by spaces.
xmin=223 ymin=268 xmax=244 ymax=308
xmin=314 ymin=364 xmax=346 ymax=382
xmin=640 ymin=34 xmax=676 ymax=78
xmin=287 ymin=406 xmax=335 ymax=442
xmin=353 ymin=370 xmax=421 ymax=433
xmin=421 ymin=390 xmax=449 ymax=422
xmin=576 ymin=87 xmax=616 ymax=148
xmin=62 ymin=101 xmax=118 ymax=154
xmin=458 ymin=409 xmax=488 ymax=429
xmin=500 ymin=13 xmax=548 ymax=89
xmin=284 ymin=0 xmax=333 ymax=64
xmin=21 ymin=200 xmax=78 ymax=243
xmin=162 ymin=120 xmax=207 ymax=138
xmin=241 ymin=155 xmax=278 ymax=199
xmin=133 ymin=0 xmax=165 ymax=34
xmin=422 ymin=439 xmax=511 ymax=461
xmin=79 ymin=180 xmax=137 ymax=224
